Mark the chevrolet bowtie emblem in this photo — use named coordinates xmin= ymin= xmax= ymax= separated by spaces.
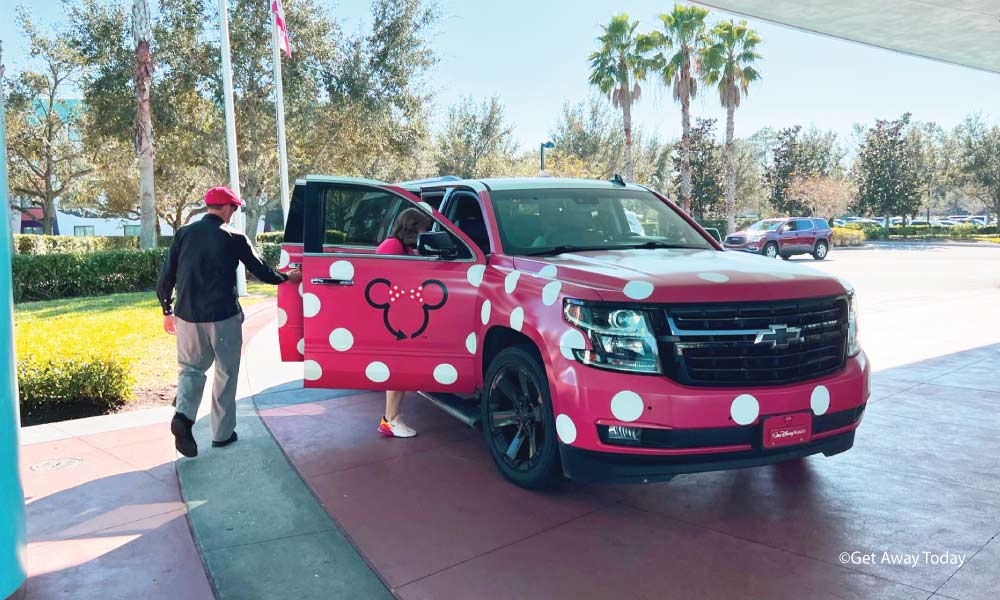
xmin=754 ymin=324 xmax=802 ymax=349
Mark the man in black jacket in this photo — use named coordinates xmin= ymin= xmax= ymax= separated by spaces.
xmin=157 ymin=186 xmax=301 ymax=457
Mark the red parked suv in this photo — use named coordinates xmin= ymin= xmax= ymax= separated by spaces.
xmin=724 ymin=217 xmax=833 ymax=260
xmin=277 ymin=177 xmax=868 ymax=488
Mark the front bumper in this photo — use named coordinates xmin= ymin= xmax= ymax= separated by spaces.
xmin=561 ymin=428 xmax=856 ymax=484
xmin=549 ymin=351 xmax=870 ymax=483
xmin=723 ymin=242 xmax=764 ymax=253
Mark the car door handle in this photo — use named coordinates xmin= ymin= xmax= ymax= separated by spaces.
xmin=289 ymin=262 xmax=302 ymax=268
xmin=311 ymin=278 xmax=354 ymax=286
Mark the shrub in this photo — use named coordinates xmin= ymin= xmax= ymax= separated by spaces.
xmin=257 ymin=231 xmax=285 ymax=244
xmin=259 ymin=242 xmax=281 ymax=272
xmin=832 ymin=227 xmax=866 ymax=247
xmin=14 ymin=234 xmax=174 ymax=255
xmin=12 ymin=248 xmax=168 ymax=302
xmin=18 ymin=351 xmax=134 ymax=412
xmin=861 ymin=225 xmax=888 ymax=240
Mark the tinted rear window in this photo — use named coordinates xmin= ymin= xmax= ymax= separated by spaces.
xmin=812 ymin=218 xmax=830 ymax=229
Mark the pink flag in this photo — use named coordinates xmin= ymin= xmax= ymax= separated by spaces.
xmin=271 ymin=0 xmax=291 ymax=58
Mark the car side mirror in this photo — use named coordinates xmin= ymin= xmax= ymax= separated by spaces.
xmin=417 ymin=231 xmax=459 ymax=258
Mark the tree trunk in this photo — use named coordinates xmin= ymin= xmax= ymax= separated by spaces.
xmin=43 ymin=191 xmax=56 ymax=235
xmin=134 ymin=37 xmax=156 ymax=249
xmin=725 ymin=103 xmax=736 ymax=234
xmin=680 ymin=95 xmax=693 ymax=214
xmin=622 ymin=97 xmax=635 ymax=182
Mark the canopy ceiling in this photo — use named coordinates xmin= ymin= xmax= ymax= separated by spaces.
xmin=694 ymin=1 xmax=1000 ymax=74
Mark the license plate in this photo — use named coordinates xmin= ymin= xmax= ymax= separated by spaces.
xmin=763 ymin=412 xmax=812 ymax=449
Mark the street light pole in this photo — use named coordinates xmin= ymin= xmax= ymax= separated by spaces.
xmin=540 ymin=141 xmax=554 ymax=173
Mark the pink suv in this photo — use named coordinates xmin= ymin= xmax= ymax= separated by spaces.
xmin=277 ymin=177 xmax=868 ymax=488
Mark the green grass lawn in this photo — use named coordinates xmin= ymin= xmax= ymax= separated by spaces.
xmin=14 ymin=282 xmax=277 ymax=418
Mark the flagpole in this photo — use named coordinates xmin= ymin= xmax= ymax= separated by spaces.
xmin=218 ymin=0 xmax=247 ymax=295
xmin=270 ymin=1 xmax=290 ymax=225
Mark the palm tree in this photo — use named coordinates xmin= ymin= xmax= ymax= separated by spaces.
xmin=132 ymin=0 xmax=156 ymax=249
xmin=588 ymin=14 xmax=652 ymax=182
xmin=645 ymin=4 xmax=709 ymax=213
xmin=701 ymin=20 xmax=761 ymax=234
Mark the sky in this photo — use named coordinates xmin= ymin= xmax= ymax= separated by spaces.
xmin=3 ymin=0 xmax=1000 ymax=152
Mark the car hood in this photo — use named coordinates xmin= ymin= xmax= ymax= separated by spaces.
xmin=513 ymin=248 xmax=847 ymax=303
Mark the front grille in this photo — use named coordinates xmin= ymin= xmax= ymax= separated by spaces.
xmin=725 ymin=235 xmax=746 ymax=245
xmin=658 ymin=296 xmax=848 ymax=387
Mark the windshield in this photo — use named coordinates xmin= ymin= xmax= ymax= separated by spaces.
xmin=490 ymin=188 xmax=713 ymax=256
xmin=747 ymin=220 xmax=783 ymax=232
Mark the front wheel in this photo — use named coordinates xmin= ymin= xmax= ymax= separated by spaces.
xmin=482 ymin=346 xmax=561 ymax=489
xmin=813 ymin=240 xmax=829 ymax=260
xmin=763 ymin=242 xmax=779 ymax=259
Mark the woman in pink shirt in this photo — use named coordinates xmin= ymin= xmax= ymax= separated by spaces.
xmin=375 ymin=207 xmax=433 ymax=438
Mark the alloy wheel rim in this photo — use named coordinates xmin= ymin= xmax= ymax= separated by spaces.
xmin=487 ymin=365 xmax=545 ymax=472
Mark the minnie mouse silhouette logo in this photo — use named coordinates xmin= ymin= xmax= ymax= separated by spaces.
xmin=365 ymin=278 xmax=448 ymax=340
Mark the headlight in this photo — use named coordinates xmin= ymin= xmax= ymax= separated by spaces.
xmin=847 ymin=291 xmax=861 ymax=357
xmin=563 ymin=300 xmax=661 ymax=373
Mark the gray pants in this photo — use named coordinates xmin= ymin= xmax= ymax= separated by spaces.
xmin=175 ymin=313 xmax=243 ymax=443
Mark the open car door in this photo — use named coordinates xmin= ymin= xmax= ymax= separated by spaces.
xmin=298 ymin=176 xmax=485 ymax=394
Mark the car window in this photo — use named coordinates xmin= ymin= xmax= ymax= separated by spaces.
xmin=490 ymin=188 xmax=712 ymax=255
xmin=795 ymin=219 xmax=814 ymax=231
xmin=781 ymin=220 xmax=797 ymax=232
xmin=283 ymin=184 xmax=306 ymax=244
xmin=811 ymin=218 xmax=829 ymax=229
xmin=322 ymin=188 xmax=403 ymax=246
xmin=748 ymin=220 xmax=783 ymax=232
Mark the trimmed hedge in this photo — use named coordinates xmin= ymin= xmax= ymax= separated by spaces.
xmin=259 ymin=242 xmax=281 ymax=272
xmin=257 ymin=231 xmax=284 ymax=244
xmin=15 ymin=234 xmax=174 ymax=255
xmin=831 ymin=227 xmax=865 ymax=247
xmin=18 ymin=351 xmax=133 ymax=412
xmin=12 ymin=248 xmax=168 ymax=302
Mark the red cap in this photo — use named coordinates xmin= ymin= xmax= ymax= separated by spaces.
xmin=205 ymin=186 xmax=243 ymax=207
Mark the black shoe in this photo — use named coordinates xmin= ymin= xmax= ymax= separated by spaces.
xmin=171 ymin=413 xmax=198 ymax=458
xmin=212 ymin=431 xmax=238 ymax=448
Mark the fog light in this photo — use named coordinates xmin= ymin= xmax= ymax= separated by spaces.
xmin=607 ymin=425 xmax=641 ymax=444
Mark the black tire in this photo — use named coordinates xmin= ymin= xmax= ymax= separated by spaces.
xmin=763 ymin=242 xmax=779 ymax=259
xmin=482 ymin=345 xmax=561 ymax=489
xmin=780 ymin=254 xmax=791 ymax=260
xmin=813 ymin=240 xmax=829 ymax=260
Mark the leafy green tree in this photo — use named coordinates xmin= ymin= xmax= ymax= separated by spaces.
xmin=765 ymin=125 xmax=844 ymax=215
xmin=957 ymin=115 xmax=1000 ymax=223
xmin=549 ymin=97 xmax=624 ymax=179
xmin=5 ymin=9 xmax=92 ymax=235
xmin=643 ymin=3 xmax=709 ymax=213
xmin=852 ymin=113 xmax=921 ymax=221
xmin=672 ymin=118 xmax=723 ymax=220
xmin=434 ymin=96 xmax=518 ymax=178
xmin=588 ymin=13 xmax=652 ymax=182
xmin=700 ymin=19 xmax=761 ymax=233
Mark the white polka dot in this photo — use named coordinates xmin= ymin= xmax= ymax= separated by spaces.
xmin=611 ymin=391 xmax=644 ymax=422
xmin=417 ymin=201 xmax=433 ymax=213
xmin=433 ymin=363 xmax=458 ymax=385
xmin=278 ymin=250 xmax=290 ymax=269
xmin=298 ymin=283 xmax=303 ymax=297
xmin=365 ymin=361 xmax=390 ymax=383
xmin=542 ymin=281 xmax=562 ymax=306
xmin=771 ymin=272 xmax=796 ymax=280
xmin=539 ymin=265 xmax=557 ymax=278
xmin=304 ymin=360 xmax=322 ymax=381
xmin=559 ymin=329 xmax=586 ymax=360
xmin=296 ymin=338 xmax=305 ymax=355
xmin=510 ymin=307 xmax=524 ymax=331
xmin=504 ymin=270 xmax=520 ymax=294
xmin=555 ymin=414 xmax=577 ymax=444
xmin=329 ymin=260 xmax=354 ymax=281
xmin=276 ymin=307 xmax=287 ymax=327
xmin=303 ymin=293 xmax=321 ymax=318
xmin=699 ymin=272 xmax=729 ymax=283
xmin=811 ymin=385 xmax=831 ymax=416
xmin=465 ymin=332 xmax=477 ymax=354
xmin=480 ymin=300 xmax=492 ymax=324
xmin=467 ymin=264 xmax=486 ymax=287
xmin=730 ymin=394 xmax=760 ymax=425
xmin=329 ymin=328 xmax=354 ymax=351
xmin=623 ymin=280 xmax=654 ymax=300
